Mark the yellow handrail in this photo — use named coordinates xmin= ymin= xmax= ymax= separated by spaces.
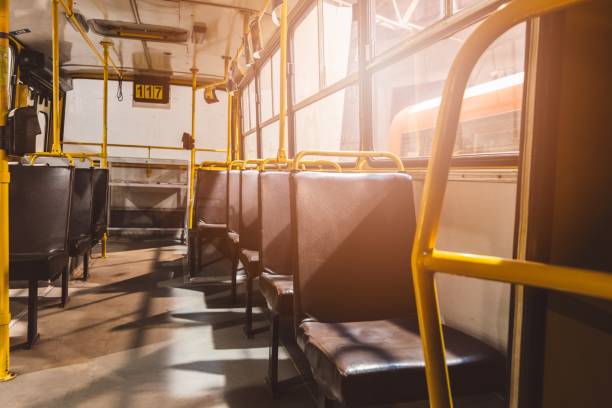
xmin=229 ymin=160 xmax=245 ymax=170
xmin=410 ymin=1 xmax=593 ymax=407
xmin=28 ymin=152 xmax=75 ymax=166
xmin=62 ymin=141 xmax=227 ymax=153
xmin=293 ymin=150 xmax=404 ymax=172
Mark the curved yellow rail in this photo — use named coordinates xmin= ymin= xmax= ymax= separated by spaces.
xmin=293 ymin=150 xmax=404 ymax=172
xmin=410 ymin=1 xmax=592 ymax=407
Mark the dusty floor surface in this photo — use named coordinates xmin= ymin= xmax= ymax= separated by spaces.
xmin=1 ymin=238 xmax=504 ymax=408
xmin=2 ymin=239 xmax=312 ymax=408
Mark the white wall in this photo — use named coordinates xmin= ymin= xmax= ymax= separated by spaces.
xmin=412 ymin=175 xmax=516 ymax=351
xmin=64 ymin=79 xmax=228 ymax=163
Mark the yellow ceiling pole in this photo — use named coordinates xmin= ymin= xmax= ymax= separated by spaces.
xmin=187 ymin=63 xmax=198 ymax=230
xmin=277 ymin=0 xmax=288 ymax=162
xmin=51 ymin=0 xmax=62 ymax=153
xmin=0 ymin=0 xmax=15 ymax=383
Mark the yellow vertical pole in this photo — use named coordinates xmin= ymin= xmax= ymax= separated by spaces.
xmin=187 ymin=67 xmax=198 ymax=229
xmin=101 ymin=41 xmax=110 ymax=169
xmin=51 ymin=0 xmax=62 ymax=153
xmin=101 ymin=41 xmax=111 ymax=258
xmin=277 ymin=0 xmax=288 ymax=162
xmin=0 ymin=0 xmax=15 ymax=382
xmin=234 ymin=93 xmax=241 ymax=161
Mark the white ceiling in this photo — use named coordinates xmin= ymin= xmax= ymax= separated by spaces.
xmin=10 ymin=0 xmax=293 ymax=82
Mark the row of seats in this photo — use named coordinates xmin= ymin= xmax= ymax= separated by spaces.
xmin=8 ymin=164 xmax=109 ymax=348
xmin=191 ymin=166 xmax=505 ymax=406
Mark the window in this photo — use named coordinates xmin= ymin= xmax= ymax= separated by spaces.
xmin=241 ymin=85 xmax=251 ymax=132
xmin=293 ymin=6 xmax=320 ymax=102
xmin=248 ymin=80 xmax=256 ymax=130
xmin=272 ymin=50 xmax=283 ymax=117
xmin=36 ymin=111 xmax=48 ymax=152
xmin=8 ymin=45 xmax=14 ymax=110
xmin=372 ymin=23 xmax=526 ymax=158
xmin=295 ymin=84 xmax=359 ymax=153
xmin=323 ymin=0 xmax=358 ymax=85
xmin=261 ymin=119 xmax=288 ymax=159
xmin=373 ymin=0 xmax=444 ymax=55
xmin=453 ymin=0 xmax=485 ymax=12
xmin=259 ymin=59 xmax=273 ymax=122
xmin=243 ymin=133 xmax=257 ymax=160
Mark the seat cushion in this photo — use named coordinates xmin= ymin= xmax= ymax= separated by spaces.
xmin=197 ymin=221 xmax=227 ymax=238
xmin=69 ymin=234 xmax=91 ymax=256
xmin=9 ymin=250 xmax=69 ymax=281
xmin=259 ymin=272 xmax=293 ymax=316
xmin=239 ymin=249 xmax=261 ymax=278
xmin=298 ymin=318 xmax=505 ymax=406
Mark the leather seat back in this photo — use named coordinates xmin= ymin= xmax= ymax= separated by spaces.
xmin=195 ymin=169 xmax=227 ymax=225
xmin=239 ymin=170 xmax=260 ymax=251
xmin=91 ymin=168 xmax=109 ymax=238
xmin=292 ymin=172 xmax=417 ymax=323
xmin=260 ymin=171 xmax=292 ymax=275
xmin=9 ymin=165 xmax=73 ymax=255
xmin=69 ymin=168 xmax=94 ymax=241
xmin=227 ymin=170 xmax=241 ymax=233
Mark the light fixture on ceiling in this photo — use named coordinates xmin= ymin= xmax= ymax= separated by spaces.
xmin=192 ymin=22 xmax=207 ymax=44
xmin=204 ymin=86 xmax=219 ymax=104
xmin=271 ymin=0 xmax=283 ymax=27
xmin=249 ymin=18 xmax=263 ymax=59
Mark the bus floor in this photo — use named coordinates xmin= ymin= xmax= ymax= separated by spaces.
xmin=2 ymin=238 xmax=505 ymax=408
xmin=2 ymin=239 xmax=310 ymax=408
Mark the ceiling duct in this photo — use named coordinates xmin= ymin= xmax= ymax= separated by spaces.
xmin=89 ymin=19 xmax=189 ymax=43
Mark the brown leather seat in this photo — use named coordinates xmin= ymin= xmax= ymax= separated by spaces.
xmin=259 ymin=171 xmax=294 ymax=317
xmin=298 ymin=318 xmax=505 ymax=406
xmin=259 ymin=272 xmax=293 ymax=317
xmin=238 ymin=170 xmax=263 ymax=338
xmin=291 ymin=172 xmax=505 ymax=406
xmin=90 ymin=168 xmax=109 ymax=246
xmin=66 ymin=167 xmax=94 ymax=288
xmin=190 ymin=169 xmax=228 ymax=275
xmin=9 ymin=165 xmax=73 ymax=348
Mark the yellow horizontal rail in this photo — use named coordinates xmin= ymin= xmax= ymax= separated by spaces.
xmin=293 ymin=150 xmax=404 ymax=172
xmin=422 ymin=250 xmax=612 ymax=301
xmin=59 ymin=0 xmax=122 ymax=78
xmin=62 ymin=141 xmax=226 ymax=153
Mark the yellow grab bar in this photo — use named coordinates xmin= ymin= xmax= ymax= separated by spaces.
xmin=410 ymin=1 xmax=592 ymax=407
xmin=28 ymin=152 xmax=75 ymax=166
xmin=228 ymin=160 xmax=245 ymax=170
xmin=293 ymin=150 xmax=404 ymax=172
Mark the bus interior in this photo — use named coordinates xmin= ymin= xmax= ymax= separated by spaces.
xmin=0 ymin=0 xmax=610 ymax=407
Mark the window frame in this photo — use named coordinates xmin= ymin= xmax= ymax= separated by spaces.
xmin=237 ymin=0 xmax=519 ymax=168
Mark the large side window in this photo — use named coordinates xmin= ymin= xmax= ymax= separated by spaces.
xmin=292 ymin=6 xmax=320 ymax=103
xmin=372 ymin=23 xmax=526 ymax=158
xmin=373 ymin=0 xmax=444 ymax=55
xmin=322 ymin=0 xmax=358 ymax=86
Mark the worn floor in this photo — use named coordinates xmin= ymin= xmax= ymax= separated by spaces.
xmin=2 ymin=239 xmax=312 ymax=408
xmin=2 ymin=239 xmax=504 ymax=408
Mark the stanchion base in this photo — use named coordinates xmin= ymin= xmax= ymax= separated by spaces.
xmin=0 ymin=371 xmax=16 ymax=382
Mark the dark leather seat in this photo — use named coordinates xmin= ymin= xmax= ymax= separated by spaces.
xmin=259 ymin=272 xmax=293 ymax=316
xmin=190 ymin=169 xmax=228 ymax=275
xmin=298 ymin=318 xmax=505 ymax=406
xmin=9 ymin=165 xmax=73 ymax=348
xmin=65 ymin=167 xmax=94 ymax=291
xmin=291 ymin=172 xmax=505 ymax=406
xmin=90 ymin=167 xmax=109 ymax=246
xmin=258 ymin=171 xmax=295 ymax=394
xmin=238 ymin=169 xmax=263 ymax=338
xmin=226 ymin=169 xmax=241 ymax=302
xmin=259 ymin=171 xmax=294 ymax=317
